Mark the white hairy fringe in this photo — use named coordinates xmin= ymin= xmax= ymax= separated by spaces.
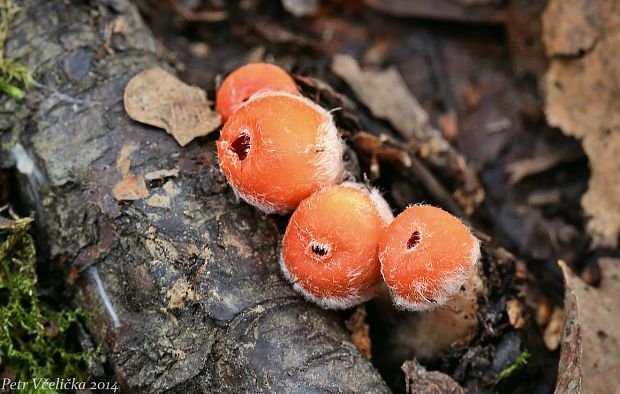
xmin=217 ymin=139 xmax=286 ymax=214
xmin=339 ymin=181 xmax=394 ymax=225
xmin=279 ymin=253 xmax=378 ymax=310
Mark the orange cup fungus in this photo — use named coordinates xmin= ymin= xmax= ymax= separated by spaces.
xmin=280 ymin=183 xmax=394 ymax=309
xmin=217 ymin=92 xmax=345 ymax=214
xmin=379 ymin=205 xmax=480 ymax=311
xmin=216 ymin=63 xmax=299 ymax=122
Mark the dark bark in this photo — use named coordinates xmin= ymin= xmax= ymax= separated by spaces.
xmin=2 ymin=0 xmax=389 ymax=392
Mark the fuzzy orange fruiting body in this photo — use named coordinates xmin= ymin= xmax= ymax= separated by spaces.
xmin=216 ymin=63 xmax=299 ymax=122
xmin=379 ymin=205 xmax=480 ymax=311
xmin=280 ymin=183 xmax=393 ymax=309
xmin=217 ymin=92 xmax=345 ymax=214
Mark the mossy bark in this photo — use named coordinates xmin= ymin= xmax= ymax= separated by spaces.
xmin=2 ymin=0 xmax=389 ymax=392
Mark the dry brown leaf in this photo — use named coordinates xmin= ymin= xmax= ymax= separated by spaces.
xmin=350 ymin=132 xmax=412 ymax=170
xmin=505 ymin=146 xmax=583 ymax=185
xmin=144 ymin=168 xmax=180 ymax=181
xmin=331 ymin=56 xmax=483 ymax=214
xmin=116 ymin=143 xmax=137 ymax=176
xmin=543 ymin=0 xmax=620 ymax=247
xmin=170 ymin=0 xmax=228 ymax=22
xmin=401 ymin=359 xmax=465 ymax=394
xmin=113 ymin=174 xmax=149 ymax=201
xmin=124 ymin=67 xmax=221 ymax=147
xmin=506 ymin=299 xmax=526 ymax=329
xmin=113 ymin=143 xmax=149 ymax=201
xmin=376 ymin=147 xmax=412 ymax=169
xmin=535 ymin=296 xmax=552 ymax=327
xmin=556 ymin=259 xmax=620 ymax=393
xmin=331 ymin=54 xmax=431 ymax=141
xmin=345 ymin=305 xmax=372 ymax=360
xmin=438 ymin=110 xmax=458 ymax=143
xmin=543 ymin=306 xmax=563 ymax=351
xmin=350 ymin=132 xmax=384 ymax=155
xmin=542 ymin=0 xmax=620 ymax=56
xmin=366 ymin=0 xmax=503 ymax=24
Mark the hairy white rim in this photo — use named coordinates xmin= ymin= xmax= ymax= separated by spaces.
xmin=227 ymin=181 xmax=292 ymax=215
xmin=339 ymin=181 xmax=394 ymax=225
xmin=279 ymin=253 xmax=377 ymax=310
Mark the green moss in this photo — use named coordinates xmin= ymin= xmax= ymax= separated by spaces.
xmin=0 ymin=217 xmax=92 ymax=393
xmin=0 ymin=0 xmax=33 ymax=98
xmin=495 ymin=350 xmax=531 ymax=381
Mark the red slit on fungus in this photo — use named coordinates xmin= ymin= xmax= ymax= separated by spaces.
xmin=231 ymin=132 xmax=250 ymax=161
xmin=407 ymin=230 xmax=421 ymax=250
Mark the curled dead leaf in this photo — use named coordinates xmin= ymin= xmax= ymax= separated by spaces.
xmin=543 ymin=1 xmax=620 ymax=247
xmin=555 ymin=259 xmax=620 ymax=393
xmin=124 ymin=67 xmax=221 ymax=147
xmin=402 ymin=359 xmax=465 ymax=394
xmin=116 ymin=143 xmax=137 ymax=176
xmin=350 ymin=132 xmax=412 ymax=172
xmin=331 ymin=54 xmax=431 ymax=141
xmin=345 ymin=305 xmax=372 ymax=360
xmin=543 ymin=306 xmax=563 ymax=351
xmin=535 ymin=297 xmax=552 ymax=327
xmin=350 ymin=131 xmax=384 ymax=154
xmin=113 ymin=174 xmax=149 ymax=201
xmin=506 ymin=299 xmax=526 ymax=329
xmin=332 ymin=56 xmax=484 ymax=214
xmin=366 ymin=0 xmax=503 ymax=25
xmin=438 ymin=110 xmax=458 ymax=143
xmin=505 ymin=146 xmax=583 ymax=185
xmin=542 ymin=0 xmax=619 ymax=56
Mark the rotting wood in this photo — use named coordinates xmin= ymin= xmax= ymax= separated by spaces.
xmin=2 ymin=1 xmax=390 ymax=392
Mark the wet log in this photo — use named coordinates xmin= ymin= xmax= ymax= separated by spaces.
xmin=2 ymin=0 xmax=389 ymax=392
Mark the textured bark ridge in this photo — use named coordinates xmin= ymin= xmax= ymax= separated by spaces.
xmin=3 ymin=1 xmax=389 ymax=392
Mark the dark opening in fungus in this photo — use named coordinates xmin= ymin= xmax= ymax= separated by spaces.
xmin=231 ymin=132 xmax=250 ymax=161
xmin=407 ymin=231 xmax=421 ymax=250
xmin=311 ymin=243 xmax=330 ymax=256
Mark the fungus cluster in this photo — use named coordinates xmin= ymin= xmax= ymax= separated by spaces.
xmin=216 ymin=63 xmax=480 ymax=311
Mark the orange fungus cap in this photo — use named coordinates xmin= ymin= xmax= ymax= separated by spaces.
xmin=379 ymin=205 xmax=480 ymax=311
xmin=216 ymin=63 xmax=299 ymax=122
